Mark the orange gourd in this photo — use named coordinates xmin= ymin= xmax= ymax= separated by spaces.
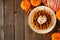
xmin=20 ymin=0 xmax=31 ymax=10
xmin=30 ymin=0 xmax=41 ymax=6
xmin=52 ymin=33 xmax=60 ymax=40
xmin=56 ymin=10 xmax=60 ymax=20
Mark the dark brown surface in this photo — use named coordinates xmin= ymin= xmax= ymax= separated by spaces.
xmin=0 ymin=0 xmax=60 ymax=40
xmin=4 ymin=0 xmax=15 ymax=40
xmin=0 ymin=0 xmax=4 ymax=40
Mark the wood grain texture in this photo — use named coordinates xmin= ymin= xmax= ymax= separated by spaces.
xmin=25 ymin=16 xmax=36 ymax=40
xmin=15 ymin=0 xmax=25 ymax=40
xmin=0 ymin=0 xmax=4 ymax=40
xmin=4 ymin=0 xmax=15 ymax=40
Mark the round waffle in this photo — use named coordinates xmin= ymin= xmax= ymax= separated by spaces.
xmin=32 ymin=10 xmax=52 ymax=30
xmin=28 ymin=6 xmax=56 ymax=34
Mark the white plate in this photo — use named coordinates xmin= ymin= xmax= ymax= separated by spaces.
xmin=28 ymin=6 xmax=56 ymax=34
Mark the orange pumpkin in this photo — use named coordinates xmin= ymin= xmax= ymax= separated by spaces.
xmin=20 ymin=0 xmax=31 ymax=10
xmin=52 ymin=33 xmax=60 ymax=40
xmin=56 ymin=10 xmax=60 ymax=20
xmin=30 ymin=0 xmax=41 ymax=6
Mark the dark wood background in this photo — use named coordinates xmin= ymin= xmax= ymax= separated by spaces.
xmin=0 ymin=0 xmax=60 ymax=40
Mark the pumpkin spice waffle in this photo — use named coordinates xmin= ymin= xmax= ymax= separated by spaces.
xmin=32 ymin=10 xmax=52 ymax=30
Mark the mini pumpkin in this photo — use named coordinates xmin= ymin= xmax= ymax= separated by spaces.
xmin=30 ymin=0 xmax=41 ymax=6
xmin=56 ymin=10 xmax=60 ymax=20
xmin=20 ymin=0 xmax=31 ymax=10
xmin=51 ymin=33 xmax=60 ymax=40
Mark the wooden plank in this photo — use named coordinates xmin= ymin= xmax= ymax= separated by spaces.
xmin=25 ymin=16 xmax=36 ymax=40
xmin=15 ymin=0 xmax=25 ymax=40
xmin=4 ymin=0 xmax=15 ymax=40
xmin=0 ymin=0 xmax=4 ymax=40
